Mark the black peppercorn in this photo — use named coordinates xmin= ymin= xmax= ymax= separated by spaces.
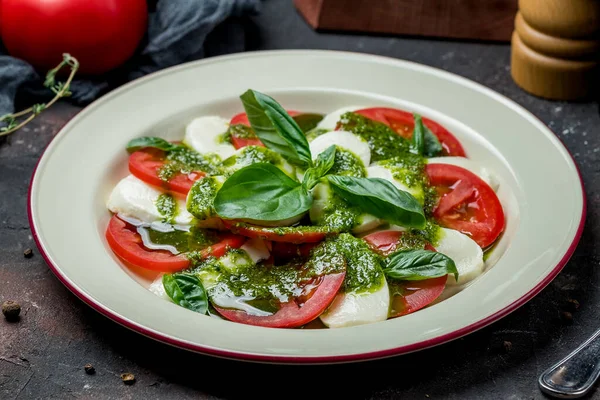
xmin=2 ymin=300 xmax=21 ymax=321
xmin=84 ymin=364 xmax=95 ymax=374
xmin=23 ymin=248 xmax=33 ymax=258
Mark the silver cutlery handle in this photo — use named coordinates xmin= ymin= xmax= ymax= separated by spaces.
xmin=539 ymin=328 xmax=600 ymax=398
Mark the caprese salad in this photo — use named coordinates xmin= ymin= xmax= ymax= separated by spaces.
xmin=105 ymin=89 xmax=505 ymax=329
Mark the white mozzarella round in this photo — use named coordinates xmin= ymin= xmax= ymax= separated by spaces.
xmin=107 ymin=175 xmax=193 ymax=225
xmin=240 ymin=238 xmax=271 ymax=264
xmin=310 ymin=130 xmax=371 ymax=167
xmin=435 ymin=228 xmax=484 ymax=286
xmin=316 ymin=106 xmax=366 ymax=131
xmin=320 ymin=278 xmax=389 ymax=328
xmin=366 ymin=165 xmax=424 ymax=204
xmin=352 ymin=214 xmax=384 ymax=234
xmin=427 ymin=157 xmax=499 ymax=192
xmin=184 ymin=116 xmax=236 ymax=159
xmin=148 ymin=274 xmax=169 ymax=300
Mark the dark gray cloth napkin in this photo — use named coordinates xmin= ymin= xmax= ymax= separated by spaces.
xmin=0 ymin=0 xmax=261 ymax=118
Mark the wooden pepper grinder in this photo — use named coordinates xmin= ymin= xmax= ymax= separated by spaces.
xmin=511 ymin=0 xmax=600 ymax=100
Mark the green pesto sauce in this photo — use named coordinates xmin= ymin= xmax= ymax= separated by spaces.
xmin=186 ymin=176 xmax=224 ymax=220
xmin=157 ymin=146 xmax=220 ymax=181
xmin=337 ymin=112 xmax=412 ymax=162
xmin=219 ymin=124 xmax=256 ymax=144
xmin=305 ymin=128 xmax=328 ymax=142
xmin=329 ymin=234 xmax=384 ymax=293
xmin=220 ymin=146 xmax=283 ymax=175
xmin=387 ymin=221 xmax=442 ymax=250
xmin=329 ymin=146 xmax=366 ymax=178
xmin=147 ymin=226 xmax=220 ymax=253
xmin=293 ymin=113 xmax=324 ymax=133
xmin=195 ymin=243 xmax=344 ymax=310
xmin=310 ymin=183 xmax=361 ymax=232
xmin=155 ymin=194 xmax=177 ymax=223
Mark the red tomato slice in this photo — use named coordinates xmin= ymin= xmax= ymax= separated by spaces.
xmin=353 ymin=107 xmax=466 ymax=157
xmin=213 ymin=271 xmax=346 ymax=328
xmin=229 ymin=110 xmax=301 ymax=149
xmin=425 ymin=164 xmax=504 ymax=249
xmin=270 ymin=242 xmax=318 ymax=262
xmin=222 ymin=221 xmax=330 ymax=244
xmin=128 ymin=148 xmax=205 ymax=195
xmin=362 ymin=230 xmax=446 ymax=318
xmin=105 ymin=215 xmax=246 ymax=273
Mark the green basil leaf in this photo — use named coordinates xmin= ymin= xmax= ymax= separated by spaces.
xmin=302 ymin=145 xmax=336 ymax=189
xmin=240 ymin=89 xmax=312 ymax=168
xmin=126 ymin=136 xmax=178 ymax=153
xmin=214 ymin=163 xmax=313 ymax=222
xmin=412 ymin=114 xmax=425 ymax=155
xmin=384 ymin=249 xmax=458 ymax=281
xmin=327 ymin=175 xmax=426 ymax=228
xmin=163 ymin=273 xmax=209 ymax=314
xmin=414 ymin=114 xmax=443 ymax=157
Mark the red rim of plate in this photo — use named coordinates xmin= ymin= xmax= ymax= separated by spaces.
xmin=26 ymin=52 xmax=587 ymax=365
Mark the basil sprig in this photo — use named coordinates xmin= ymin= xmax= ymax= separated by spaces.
xmin=327 ymin=175 xmax=426 ymax=228
xmin=163 ymin=273 xmax=209 ymax=314
xmin=413 ymin=114 xmax=443 ymax=157
xmin=302 ymin=145 xmax=336 ymax=189
xmin=126 ymin=136 xmax=179 ymax=153
xmin=240 ymin=89 xmax=312 ymax=168
xmin=384 ymin=249 xmax=458 ymax=281
xmin=213 ymin=163 xmax=313 ymax=222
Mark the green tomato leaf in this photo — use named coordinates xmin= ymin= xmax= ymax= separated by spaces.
xmin=163 ymin=273 xmax=209 ymax=314
xmin=327 ymin=175 xmax=426 ymax=228
xmin=126 ymin=136 xmax=178 ymax=153
xmin=240 ymin=89 xmax=312 ymax=168
xmin=383 ymin=249 xmax=458 ymax=281
xmin=414 ymin=114 xmax=443 ymax=157
xmin=302 ymin=145 xmax=337 ymax=189
xmin=214 ymin=163 xmax=313 ymax=222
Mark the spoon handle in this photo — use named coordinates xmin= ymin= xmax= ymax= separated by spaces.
xmin=539 ymin=328 xmax=600 ymax=398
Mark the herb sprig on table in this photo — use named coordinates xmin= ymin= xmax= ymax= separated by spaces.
xmin=0 ymin=53 xmax=79 ymax=137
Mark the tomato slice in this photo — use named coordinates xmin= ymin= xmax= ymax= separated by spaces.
xmin=213 ymin=271 xmax=346 ymax=328
xmin=105 ymin=215 xmax=246 ymax=273
xmin=128 ymin=148 xmax=205 ymax=195
xmin=222 ymin=221 xmax=331 ymax=244
xmin=270 ymin=242 xmax=319 ymax=262
xmin=353 ymin=107 xmax=466 ymax=157
xmin=229 ymin=110 xmax=301 ymax=149
xmin=425 ymin=163 xmax=504 ymax=249
xmin=363 ymin=230 xmax=446 ymax=318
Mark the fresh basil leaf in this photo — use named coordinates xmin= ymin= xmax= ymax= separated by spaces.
xmin=214 ymin=163 xmax=313 ymax=222
xmin=327 ymin=175 xmax=426 ymax=228
xmin=302 ymin=145 xmax=336 ymax=189
xmin=163 ymin=273 xmax=209 ymax=314
xmin=384 ymin=249 xmax=458 ymax=281
xmin=126 ymin=136 xmax=178 ymax=153
xmin=412 ymin=114 xmax=425 ymax=155
xmin=414 ymin=114 xmax=443 ymax=157
xmin=240 ymin=90 xmax=312 ymax=168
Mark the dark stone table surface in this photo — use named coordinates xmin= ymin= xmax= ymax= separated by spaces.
xmin=2 ymin=1 xmax=599 ymax=399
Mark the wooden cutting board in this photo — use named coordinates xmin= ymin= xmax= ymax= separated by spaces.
xmin=294 ymin=0 xmax=518 ymax=42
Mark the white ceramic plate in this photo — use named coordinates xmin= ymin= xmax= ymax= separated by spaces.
xmin=28 ymin=50 xmax=585 ymax=364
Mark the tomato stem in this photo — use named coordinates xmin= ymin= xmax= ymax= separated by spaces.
xmin=0 ymin=53 xmax=79 ymax=137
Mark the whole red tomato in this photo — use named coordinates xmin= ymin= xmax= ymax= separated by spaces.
xmin=0 ymin=0 xmax=148 ymax=75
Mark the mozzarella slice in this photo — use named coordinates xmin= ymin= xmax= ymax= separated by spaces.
xmin=184 ymin=116 xmax=236 ymax=160
xmin=310 ymin=130 xmax=371 ymax=167
xmin=427 ymin=157 xmax=499 ymax=192
xmin=149 ymin=274 xmax=169 ymax=300
xmin=366 ymin=165 xmax=424 ymax=204
xmin=240 ymin=238 xmax=270 ymax=264
xmin=107 ymin=175 xmax=193 ymax=225
xmin=435 ymin=228 xmax=484 ymax=286
xmin=352 ymin=214 xmax=384 ymax=234
xmin=316 ymin=106 xmax=366 ymax=131
xmin=320 ymin=278 xmax=390 ymax=328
